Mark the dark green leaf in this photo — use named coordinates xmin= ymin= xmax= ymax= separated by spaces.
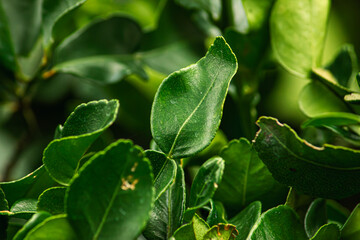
xmin=13 ymin=212 xmax=52 ymax=240
xmin=145 ymin=150 xmax=177 ymax=200
xmin=185 ymin=157 xmax=224 ymax=222
xmin=341 ymin=204 xmax=360 ymax=240
xmin=9 ymin=199 xmax=37 ymax=219
xmin=43 ymin=99 xmax=119 ymax=185
xmin=215 ymin=138 xmax=286 ymax=212
xmin=270 ymin=0 xmax=330 ymax=77
xmin=254 ymin=117 xmax=360 ymax=198
xmin=228 ymin=201 xmax=261 ymax=240
xmin=192 ymin=11 xmax=222 ymax=37
xmin=171 ymin=214 xmax=209 ymax=240
xmin=326 ymin=200 xmax=350 ymax=226
xmin=225 ymin=0 xmax=249 ymax=33
xmin=302 ymin=112 xmax=360 ymax=128
xmin=1 ymin=166 xmax=56 ymax=207
xmin=311 ymin=223 xmax=340 ymax=240
xmin=151 ymin=36 xmax=237 ymax=159
xmin=247 ymin=205 xmax=307 ymax=239
xmin=37 ymin=187 xmax=66 ymax=215
xmin=24 ymin=215 xmax=76 ymax=240
xmin=52 ymin=16 xmax=147 ymax=83
xmin=305 ymin=199 xmax=327 ymax=238
xmin=66 ymin=140 xmax=154 ymax=240
xmin=2 ymin=0 xmax=42 ymax=56
xmin=144 ymin=164 xmax=185 ymax=240
xmin=326 ymin=44 xmax=358 ymax=88
xmin=42 ymin=0 xmax=87 ymax=47
xmin=175 ymin=0 xmax=221 ymax=20
xmin=203 ymin=223 xmax=238 ymax=240
xmin=207 ymin=200 xmax=227 ymax=227
xmin=0 ymin=188 xmax=8 ymax=211
xmin=0 ymin=2 xmax=16 ymax=70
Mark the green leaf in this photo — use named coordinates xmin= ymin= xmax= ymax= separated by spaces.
xmin=9 ymin=199 xmax=37 ymax=219
xmin=52 ymin=16 xmax=147 ymax=83
xmin=1 ymin=0 xmax=42 ymax=56
xmin=144 ymin=164 xmax=185 ymax=240
xmin=42 ymin=0 xmax=87 ymax=47
xmin=175 ymin=0 xmax=221 ymax=20
xmin=254 ymin=116 xmax=360 ymax=198
xmin=37 ymin=187 xmax=66 ymax=215
xmin=172 ymin=214 xmax=209 ymax=240
xmin=185 ymin=157 xmax=224 ymax=221
xmin=13 ymin=212 xmax=52 ymax=240
xmin=0 ymin=2 xmax=16 ymax=70
xmin=311 ymin=223 xmax=340 ymax=240
xmin=247 ymin=205 xmax=307 ymax=239
xmin=326 ymin=200 xmax=350 ymax=226
xmin=299 ymin=82 xmax=350 ymax=117
xmin=325 ymin=44 xmax=358 ymax=88
xmin=24 ymin=215 xmax=77 ymax=240
xmin=302 ymin=112 xmax=360 ymax=128
xmin=1 ymin=166 xmax=56 ymax=207
xmin=151 ymin=36 xmax=237 ymax=159
xmin=203 ymin=223 xmax=238 ymax=240
xmin=145 ymin=150 xmax=177 ymax=200
xmin=341 ymin=204 xmax=360 ymax=240
xmin=270 ymin=0 xmax=330 ymax=77
xmin=242 ymin=0 xmax=275 ymax=31
xmin=305 ymin=199 xmax=327 ymax=238
xmin=207 ymin=200 xmax=227 ymax=227
xmin=228 ymin=201 xmax=261 ymax=240
xmin=214 ymin=138 xmax=286 ymax=212
xmin=225 ymin=0 xmax=249 ymax=33
xmin=66 ymin=140 xmax=154 ymax=240
xmin=43 ymin=99 xmax=119 ymax=185
xmin=0 ymin=188 xmax=8 ymax=211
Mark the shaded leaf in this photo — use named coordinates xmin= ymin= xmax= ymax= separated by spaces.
xmin=0 ymin=2 xmax=16 ymax=70
xmin=305 ymin=199 xmax=327 ymax=238
xmin=302 ymin=112 xmax=360 ymax=128
xmin=311 ymin=223 xmax=340 ymax=240
xmin=144 ymin=164 xmax=185 ymax=240
xmin=13 ymin=212 xmax=52 ymax=240
xmin=43 ymin=99 xmax=119 ymax=185
xmin=207 ymin=200 xmax=227 ymax=227
xmin=66 ymin=140 xmax=154 ymax=240
xmin=228 ymin=201 xmax=261 ymax=240
xmin=254 ymin=117 xmax=360 ymax=198
xmin=326 ymin=200 xmax=350 ymax=226
xmin=0 ymin=188 xmax=8 ymax=211
xmin=172 ymin=214 xmax=209 ymax=240
xmin=175 ymin=0 xmax=221 ymax=20
xmin=270 ymin=0 xmax=330 ymax=77
xmin=341 ymin=204 xmax=360 ymax=240
xmin=151 ymin=36 xmax=237 ymax=159
xmin=37 ymin=187 xmax=66 ymax=215
xmin=24 ymin=215 xmax=76 ymax=240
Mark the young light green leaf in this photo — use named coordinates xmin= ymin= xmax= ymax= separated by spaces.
xmin=302 ymin=112 xmax=360 ymax=128
xmin=144 ymin=165 xmax=185 ymax=240
xmin=341 ymin=204 xmax=360 ymax=240
xmin=0 ymin=165 xmax=56 ymax=207
xmin=203 ymin=223 xmax=238 ymax=240
xmin=24 ymin=214 xmax=77 ymax=240
xmin=13 ymin=212 xmax=52 ymax=240
xmin=42 ymin=0 xmax=87 ymax=47
xmin=66 ymin=140 xmax=154 ymax=240
xmin=228 ymin=201 xmax=261 ymax=240
xmin=37 ymin=187 xmax=66 ymax=215
xmin=345 ymin=93 xmax=360 ymax=105
xmin=52 ymin=16 xmax=147 ymax=83
xmin=270 ymin=0 xmax=330 ymax=77
xmin=184 ymin=157 xmax=225 ymax=222
xmin=207 ymin=200 xmax=227 ymax=227
xmin=145 ymin=150 xmax=177 ymax=200
xmin=311 ymin=223 xmax=340 ymax=240
xmin=305 ymin=199 xmax=327 ymax=238
xmin=172 ymin=214 xmax=209 ymax=240
xmin=214 ymin=138 xmax=287 ymax=212
xmin=151 ymin=36 xmax=237 ymax=159
xmin=2 ymin=0 xmax=42 ymax=56
xmin=242 ymin=0 xmax=275 ymax=31
xmin=43 ymin=99 xmax=119 ymax=185
xmin=254 ymin=116 xmax=360 ymax=198
xmin=247 ymin=205 xmax=307 ymax=239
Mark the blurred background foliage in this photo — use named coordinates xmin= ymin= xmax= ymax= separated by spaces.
xmin=0 ymin=0 xmax=359 ymax=189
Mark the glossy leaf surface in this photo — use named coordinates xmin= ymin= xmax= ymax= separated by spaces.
xmin=305 ymin=199 xmax=327 ymax=238
xmin=151 ymin=36 xmax=237 ymax=158
xmin=311 ymin=223 xmax=340 ymax=240
xmin=341 ymin=204 xmax=360 ymax=240
xmin=144 ymin=165 xmax=185 ymax=240
xmin=207 ymin=200 xmax=227 ymax=227
xmin=52 ymin=16 xmax=146 ymax=83
xmin=43 ymin=99 xmax=119 ymax=185
xmin=254 ymin=117 xmax=360 ymax=198
xmin=302 ymin=112 xmax=360 ymax=128
xmin=270 ymin=0 xmax=330 ymax=77
xmin=24 ymin=215 xmax=77 ymax=240
xmin=228 ymin=201 xmax=261 ymax=240
xmin=37 ymin=187 xmax=66 ymax=215
xmin=215 ymin=138 xmax=286 ymax=211
xmin=66 ymin=140 xmax=153 ymax=240
xmin=171 ymin=214 xmax=209 ymax=240
xmin=13 ymin=212 xmax=52 ymax=240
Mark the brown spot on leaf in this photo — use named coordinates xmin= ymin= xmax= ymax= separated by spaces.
xmin=131 ymin=162 xmax=138 ymax=172
xmin=121 ymin=177 xmax=139 ymax=191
